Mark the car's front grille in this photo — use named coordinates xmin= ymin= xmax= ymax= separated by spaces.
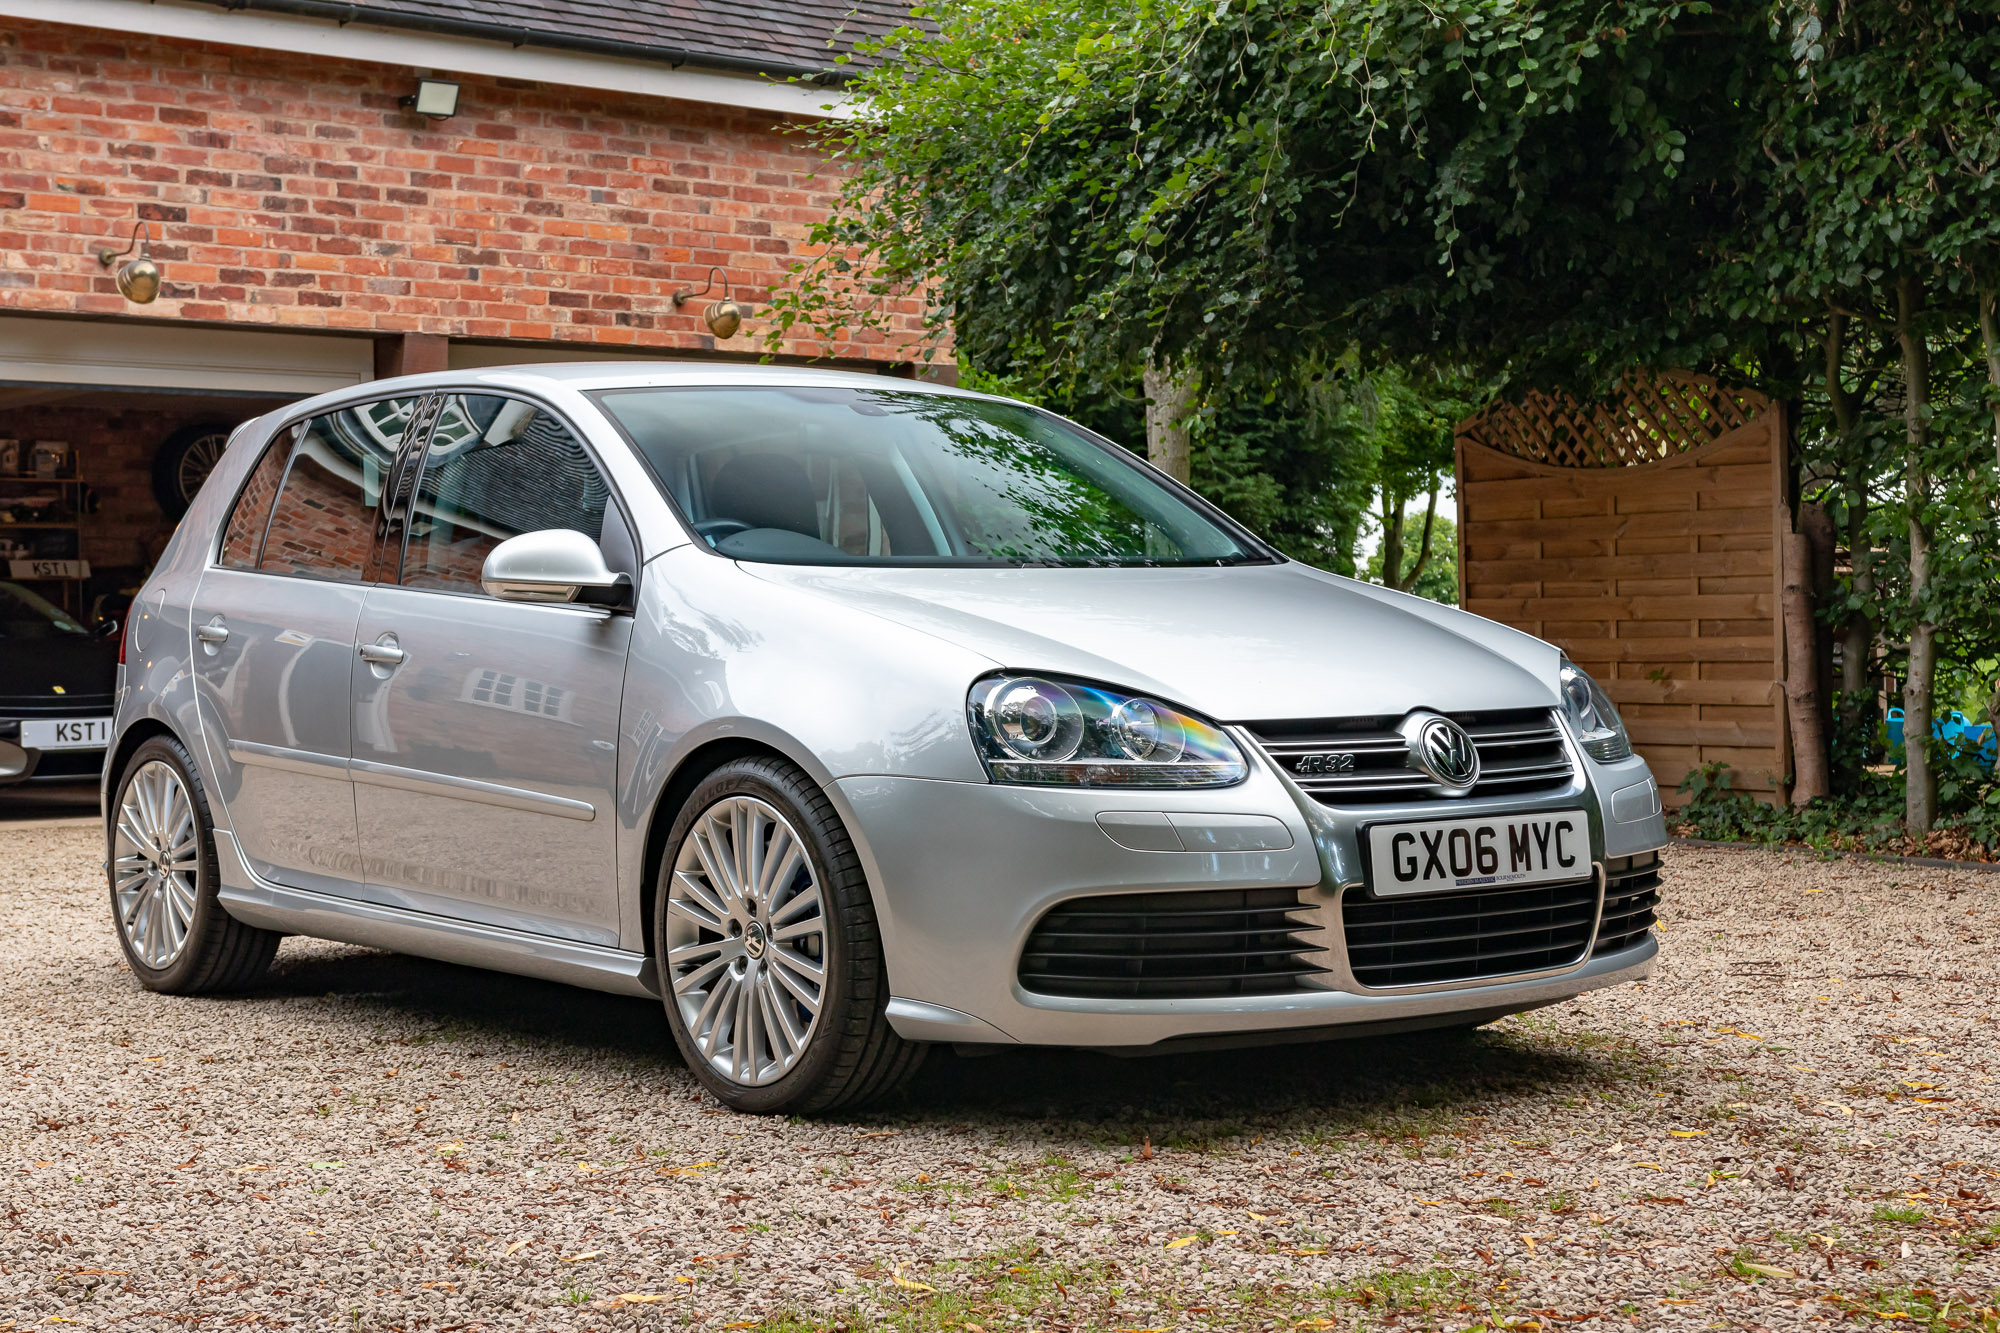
xmin=1340 ymin=875 xmax=1600 ymax=988
xmin=0 ymin=697 xmax=115 ymax=717
xmin=1018 ymin=888 xmax=1324 ymax=999
xmin=1245 ymin=708 xmax=1575 ymax=806
xmin=1594 ymin=851 xmax=1662 ymax=956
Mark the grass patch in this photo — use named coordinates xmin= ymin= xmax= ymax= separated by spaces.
xmin=1829 ymin=1286 xmax=2000 ymax=1332
xmin=1874 ymin=1203 xmax=1930 ymax=1225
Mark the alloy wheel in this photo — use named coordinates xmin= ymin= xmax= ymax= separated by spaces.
xmin=175 ymin=430 xmax=229 ymax=506
xmin=112 ymin=759 xmax=201 ymax=970
xmin=664 ymin=795 xmax=828 ymax=1087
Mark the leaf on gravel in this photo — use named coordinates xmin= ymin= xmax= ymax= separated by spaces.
xmin=307 ymin=1161 xmax=346 ymax=1170
xmin=598 ymin=1293 xmax=673 ymax=1307
xmin=1669 ymin=1130 xmax=1706 ymax=1137
xmin=1164 ymin=1235 xmax=1198 ymax=1249
xmin=1296 ymin=1321 xmax=1339 ymax=1330
xmin=575 ymin=1162 xmax=602 ymax=1173
xmin=434 ymin=1141 xmax=463 ymax=1155
xmin=1787 ymin=1065 xmax=1818 ymax=1073
xmin=658 ymin=1161 xmax=720 ymax=1177
xmin=1817 ymin=1101 xmax=1854 ymax=1116
xmin=1899 ymin=1081 xmax=1940 ymax=1090
xmin=1289 ymin=1247 xmax=1327 ymax=1255
xmin=562 ymin=1251 xmax=602 ymax=1263
xmin=229 ymin=1165 xmax=270 ymax=1173
xmin=1633 ymin=1163 xmax=1663 ymax=1171
xmin=503 ymin=1240 xmax=530 ymax=1256
xmin=724 ymin=1323 xmax=759 ymax=1329
xmin=1739 ymin=1263 xmax=1794 ymax=1279
xmin=890 ymin=1266 xmax=936 ymax=1292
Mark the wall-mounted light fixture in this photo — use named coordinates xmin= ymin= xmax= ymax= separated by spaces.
xmin=400 ymin=78 xmax=460 ymax=120
xmin=672 ymin=266 xmax=745 ymax=340
xmin=97 ymin=221 xmax=162 ymax=304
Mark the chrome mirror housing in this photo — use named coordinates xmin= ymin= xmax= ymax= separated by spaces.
xmin=480 ymin=529 xmax=631 ymax=608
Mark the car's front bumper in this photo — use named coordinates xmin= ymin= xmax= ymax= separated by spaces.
xmin=836 ymin=733 xmax=1664 ymax=1049
xmin=0 ymin=719 xmax=110 ymax=787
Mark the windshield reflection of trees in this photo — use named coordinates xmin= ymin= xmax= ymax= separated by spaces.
xmin=867 ymin=392 xmax=1178 ymax=565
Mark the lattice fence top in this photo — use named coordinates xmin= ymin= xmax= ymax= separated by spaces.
xmin=1457 ymin=372 xmax=1769 ymax=468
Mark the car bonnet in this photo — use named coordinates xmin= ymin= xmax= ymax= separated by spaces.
xmin=738 ymin=560 xmax=1559 ymax=723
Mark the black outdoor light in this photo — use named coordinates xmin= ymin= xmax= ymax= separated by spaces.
xmin=400 ymin=78 xmax=460 ymax=120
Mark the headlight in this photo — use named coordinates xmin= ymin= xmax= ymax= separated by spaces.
xmin=1558 ymin=659 xmax=1632 ymax=762
xmin=967 ymin=675 xmax=1247 ymax=787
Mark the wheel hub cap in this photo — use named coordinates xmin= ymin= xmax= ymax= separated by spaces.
xmin=112 ymin=759 xmax=199 ymax=971
xmin=663 ymin=795 xmax=828 ymax=1088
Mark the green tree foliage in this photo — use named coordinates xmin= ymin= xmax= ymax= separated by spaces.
xmin=1366 ymin=514 xmax=1459 ymax=605
xmin=780 ymin=0 xmax=2000 ymax=835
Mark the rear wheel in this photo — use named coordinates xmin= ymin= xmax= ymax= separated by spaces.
xmin=108 ymin=735 xmax=278 ymax=993
xmin=655 ymin=757 xmax=924 ymax=1114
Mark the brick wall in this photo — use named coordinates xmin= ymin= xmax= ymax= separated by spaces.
xmin=0 ymin=22 xmax=924 ymax=360
xmin=0 ymin=396 xmax=287 ymax=583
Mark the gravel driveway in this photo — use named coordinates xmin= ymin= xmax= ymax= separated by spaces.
xmin=3 ymin=810 xmax=1996 ymax=1332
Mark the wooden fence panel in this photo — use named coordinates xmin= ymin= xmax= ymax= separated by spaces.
xmin=1456 ymin=374 xmax=1789 ymax=803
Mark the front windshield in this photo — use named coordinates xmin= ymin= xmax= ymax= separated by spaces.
xmin=593 ymin=386 xmax=1269 ymax=567
xmin=0 ymin=581 xmax=89 ymax=639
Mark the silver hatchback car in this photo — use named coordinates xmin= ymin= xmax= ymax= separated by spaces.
xmin=104 ymin=364 xmax=1666 ymax=1113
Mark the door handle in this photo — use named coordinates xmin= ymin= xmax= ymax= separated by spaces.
xmin=196 ymin=620 xmax=229 ymax=644
xmin=357 ymin=642 xmax=405 ymax=666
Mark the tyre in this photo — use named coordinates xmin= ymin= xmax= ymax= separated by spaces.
xmin=151 ymin=421 xmax=234 ymax=517
xmin=654 ymin=756 xmax=925 ymax=1114
xmin=107 ymin=734 xmax=279 ymax=993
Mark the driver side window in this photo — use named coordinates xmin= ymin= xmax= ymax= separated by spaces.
xmin=398 ymin=394 xmax=613 ymax=594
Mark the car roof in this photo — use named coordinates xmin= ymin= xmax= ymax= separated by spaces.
xmin=281 ymin=361 xmax=979 ymax=421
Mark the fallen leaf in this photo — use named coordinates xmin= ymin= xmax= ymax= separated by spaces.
xmin=1633 ymin=1163 xmax=1663 ymax=1171
xmin=1739 ymin=1263 xmax=1794 ymax=1279
xmin=229 ymin=1165 xmax=270 ymax=1173
xmin=562 ymin=1251 xmax=602 ymax=1263
xmin=434 ymin=1141 xmax=462 ymax=1155
xmin=1418 ymin=1199 xmax=1444 ymax=1206
xmin=1669 ymin=1130 xmax=1707 ymax=1138
xmin=308 ymin=1161 xmax=346 ymax=1170
xmin=1289 ymin=1247 xmax=1328 ymax=1255
xmin=574 ymin=1162 xmax=601 ymax=1174
xmin=890 ymin=1266 xmax=936 ymax=1293
xmin=1787 ymin=1064 xmax=1819 ymax=1073
xmin=503 ymin=1240 xmax=529 ymax=1256
xmin=1900 ymin=1081 xmax=1940 ymax=1091
xmin=1164 ymin=1235 xmax=1198 ymax=1249
xmin=1659 ymin=1298 xmax=1699 ymax=1306
xmin=1817 ymin=1101 xmax=1854 ymax=1116
xmin=598 ymin=1293 xmax=674 ymax=1307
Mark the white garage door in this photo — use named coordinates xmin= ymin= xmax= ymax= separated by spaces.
xmin=0 ymin=315 xmax=374 ymax=394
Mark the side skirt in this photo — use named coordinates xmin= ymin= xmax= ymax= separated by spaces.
xmin=214 ymin=833 xmax=657 ymax=999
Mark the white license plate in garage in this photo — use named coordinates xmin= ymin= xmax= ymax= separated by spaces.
xmin=1366 ymin=810 xmax=1588 ymax=896
xmin=21 ymin=717 xmax=111 ymax=751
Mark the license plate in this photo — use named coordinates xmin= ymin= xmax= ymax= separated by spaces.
xmin=21 ymin=717 xmax=111 ymax=751
xmin=1365 ymin=810 xmax=1588 ymax=896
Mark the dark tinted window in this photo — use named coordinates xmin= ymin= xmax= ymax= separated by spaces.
xmin=399 ymin=394 xmax=611 ymax=594
xmin=260 ymin=398 xmax=424 ymax=581
xmin=0 ymin=580 xmax=89 ymax=639
xmin=594 ymin=386 xmax=1263 ymax=567
xmin=217 ymin=428 xmax=291 ymax=570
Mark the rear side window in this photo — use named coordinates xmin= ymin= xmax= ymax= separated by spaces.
xmin=260 ymin=397 xmax=424 ymax=582
xmin=398 ymin=394 xmax=612 ymax=594
xmin=217 ymin=429 xmax=291 ymax=569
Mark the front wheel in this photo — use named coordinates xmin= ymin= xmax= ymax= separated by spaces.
xmin=108 ymin=734 xmax=279 ymax=993
xmin=655 ymin=757 xmax=924 ymax=1114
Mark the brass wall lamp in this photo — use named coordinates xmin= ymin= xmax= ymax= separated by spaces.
xmin=98 ymin=221 xmax=162 ymax=303
xmin=672 ymin=266 xmax=744 ymax=339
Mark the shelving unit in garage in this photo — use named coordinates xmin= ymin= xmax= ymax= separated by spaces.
xmin=0 ymin=447 xmax=89 ymax=618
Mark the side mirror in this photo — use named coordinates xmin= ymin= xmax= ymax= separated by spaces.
xmin=481 ymin=529 xmax=632 ymax=610
xmin=95 ymin=617 xmax=122 ymax=639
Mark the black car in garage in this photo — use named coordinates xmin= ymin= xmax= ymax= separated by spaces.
xmin=0 ymin=580 xmax=120 ymax=786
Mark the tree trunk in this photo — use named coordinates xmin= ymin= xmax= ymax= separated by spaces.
xmin=1396 ymin=487 xmax=1440 ymax=591
xmin=1782 ymin=531 xmax=1830 ymax=806
xmin=1982 ymin=283 xmax=2000 ymax=473
xmin=1824 ymin=311 xmax=1876 ymax=754
xmin=1896 ymin=275 xmax=1937 ymax=834
xmin=1142 ymin=361 xmax=1194 ymax=485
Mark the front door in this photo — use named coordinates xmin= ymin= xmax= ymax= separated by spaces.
xmin=190 ymin=395 xmax=425 ymax=894
xmin=349 ymin=393 xmax=633 ymax=944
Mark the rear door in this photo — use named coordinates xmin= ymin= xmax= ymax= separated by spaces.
xmin=348 ymin=392 xmax=634 ymax=944
xmin=189 ymin=395 xmax=427 ymax=895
